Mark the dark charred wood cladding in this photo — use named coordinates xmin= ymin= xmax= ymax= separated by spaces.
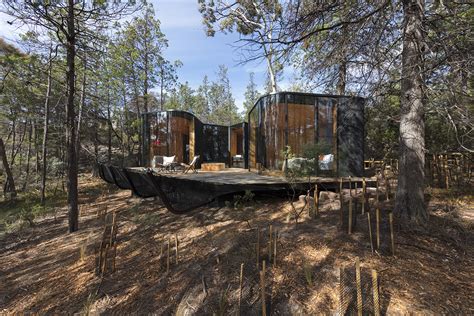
xmin=141 ymin=110 xmax=246 ymax=168
xmin=248 ymin=92 xmax=364 ymax=177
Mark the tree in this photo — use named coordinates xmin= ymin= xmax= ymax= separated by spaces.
xmin=0 ymin=138 xmax=16 ymax=198
xmin=208 ymin=65 xmax=242 ymax=125
xmin=196 ymin=75 xmax=212 ymax=123
xmin=199 ymin=0 xmax=283 ymax=92
xmin=41 ymin=43 xmax=54 ymax=204
xmin=242 ymin=72 xmax=260 ymax=118
xmin=394 ymin=0 xmax=427 ymax=223
xmin=2 ymin=0 xmax=140 ymax=232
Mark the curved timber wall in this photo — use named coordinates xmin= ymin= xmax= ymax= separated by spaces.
xmin=248 ymin=92 xmax=364 ymax=176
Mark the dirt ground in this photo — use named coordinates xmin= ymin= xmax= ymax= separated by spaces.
xmin=0 ymin=175 xmax=473 ymax=315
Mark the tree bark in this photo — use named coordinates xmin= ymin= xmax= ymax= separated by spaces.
xmin=0 ymin=138 xmax=17 ymax=198
xmin=395 ymin=0 xmax=427 ymax=224
xmin=337 ymin=60 xmax=346 ymax=95
xmin=22 ymin=120 xmax=33 ymax=191
xmin=66 ymin=0 xmax=79 ymax=233
xmin=76 ymin=52 xmax=86 ymax=157
xmin=107 ymin=87 xmax=112 ymax=164
xmin=41 ymin=45 xmax=53 ymax=205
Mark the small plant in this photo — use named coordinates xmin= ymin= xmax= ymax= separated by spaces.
xmin=233 ymin=190 xmax=255 ymax=209
xmin=19 ymin=202 xmax=47 ymax=227
xmin=216 ymin=286 xmax=230 ymax=316
xmin=81 ymin=292 xmax=97 ymax=316
xmin=304 ymin=262 xmax=313 ymax=286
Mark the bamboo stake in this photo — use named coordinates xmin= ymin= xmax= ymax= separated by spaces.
xmin=256 ymin=226 xmax=260 ymax=269
xmin=376 ymin=208 xmax=380 ymax=250
xmin=355 ymin=182 xmax=358 ymax=214
xmin=355 ymin=258 xmax=363 ymax=316
xmin=362 ymin=177 xmax=366 ymax=215
xmin=349 ymin=176 xmax=352 ymax=197
xmin=273 ymin=230 xmax=277 ymax=268
xmin=261 ymin=260 xmax=266 ymax=316
xmin=340 ymin=178 xmax=344 ymax=227
xmin=109 ymin=212 xmax=116 ymax=247
xmin=367 ymin=212 xmax=374 ymax=253
xmin=348 ymin=195 xmax=353 ymax=234
xmin=307 ymin=190 xmax=312 ymax=218
xmin=445 ymin=156 xmax=450 ymax=189
xmin=314 ymin=185 xmax=319 ymax=217
xmin=167 ymin=236 xmax=170 ymax=272
xmin=239 ymin=263 xmax=244 ymax=315
xmin=268 ymin=224 xmax=272 ymax=263
xmin=339 ymin=267 xmax=344 ymax=315
xmin=375 ymin=178 xmax=379 ymax=204
xmin=389 ymin=212 xmax=395 ymax=256
xmin=175 ymin=234 xmax=179 ymax=265
xmin=372 ymin=269 xmax=380 ymax=316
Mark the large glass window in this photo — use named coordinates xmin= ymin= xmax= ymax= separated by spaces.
xmin=202 ymin=124 xmax=229 ymax=164
xmin=262 ymin=95 xmax=287 ymax=169
xmin=317 ymin=98 xmax=337 ymax=157
xmin=287 ymin=98 xmax=315 ymax=158
xmin=169 ymin=112 xmax=193 ymax=163
xmin=249 ymin=102 xmax=259 ymax=169
xmin=150 ymin=112 xmax=168 ymax=159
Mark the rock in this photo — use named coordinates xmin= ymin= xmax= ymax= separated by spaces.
xmin=319 ymin=191 xmax=337 ymax=202
xmin=243 ymin=206 xmax=255 ymax=212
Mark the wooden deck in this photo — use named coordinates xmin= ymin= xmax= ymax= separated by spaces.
xmin=130 ymin=167 xmax=375 ymax=188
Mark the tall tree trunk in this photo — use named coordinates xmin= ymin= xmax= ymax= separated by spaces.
xmin=41 ymin=46 xmax=53 ymax=205
xmin=66 ymin=0 xmax=79 ymax=233
xmin=76 ymin=52 xmax=86 ymax=157
xmin=107 ymin=88 xmax=112 ymax=164
xmin=22 ymin=121 xmax=33 ymax=191
xmin=34 ymin=120 xmax=40 ymax=184
xmin=395 ymin=0 xmax=427 ymax=224
xmin=133 ymin=76 xmax=142 ymax=166
xmin=10 ymin=118 xmax=16 ymax=165
xmin=160 ymin=65 xmax=164 ymax=110
xmin=0 ymin=138 xmax=16 ymax=198
xmin=143 ymin=9 xmax=149 ymax=113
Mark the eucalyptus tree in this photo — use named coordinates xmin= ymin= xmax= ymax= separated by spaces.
xmin=199 ymin=0 xmax=283 ymax=92
xmin=197 ymin=0 xmax=435 ymax=224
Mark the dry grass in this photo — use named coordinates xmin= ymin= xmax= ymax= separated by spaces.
xmin=0 ymin=176 xmax=473 ymax=314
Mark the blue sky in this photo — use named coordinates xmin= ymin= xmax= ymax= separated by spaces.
xmin=152 ymin=0 xmax=275 ymax=110
xmin=0 ymin=0 xmax=291 ymax=111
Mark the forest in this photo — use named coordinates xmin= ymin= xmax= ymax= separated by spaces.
xmin=0 ymin=0 xmax=472 ymax=314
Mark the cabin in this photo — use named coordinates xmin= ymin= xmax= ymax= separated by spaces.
xmin=141 ymin=110 xmax=248 ymax=169
xmin=142 ymin=92 xmax=364 ymax=176
xmin=248 ymin=92 xmax=364 ymax=176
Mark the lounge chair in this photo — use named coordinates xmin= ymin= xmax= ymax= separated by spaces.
xmin=181 ymin=155 xmax=199 ymax=174
xmin=154 ymin=155 xmax=177 ymax=172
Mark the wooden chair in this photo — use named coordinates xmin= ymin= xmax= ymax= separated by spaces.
xmin=181 ymin=155 xmax=199 ymax=174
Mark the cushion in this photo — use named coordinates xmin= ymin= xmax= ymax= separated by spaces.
xmin=319 ymin=154 xmax=334 ymax=170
